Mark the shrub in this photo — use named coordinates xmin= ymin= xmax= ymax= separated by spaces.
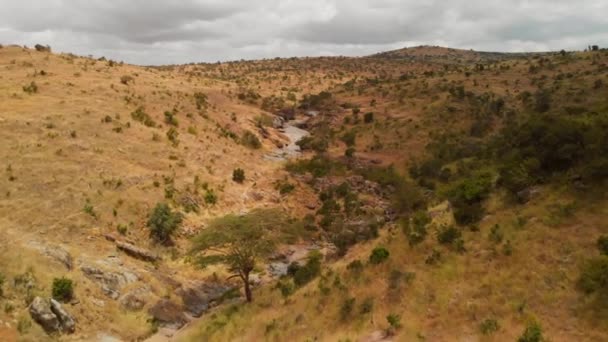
xmin=437 ymin=225 xmax=461 ymax=245
xmin=403 ymin=211 xmax=430 ymax=246
xmin=164 ymin=111 xmax=179 ymax=126
xmin=34 ymin=44 xmax=51 ymax=52
xmin=346 ymin=260 xmax=364 ymax=275
xmin=518 ymin=321 xmax=543 ymax=342
xmin=120 ymin=75 xmax=134 ymax=85
xmin=369 ymin=247 xmax=390 ymax=264
xmin=598 ymin=235 xmax=608 ymax=255
xmin=275 ymin=180 xmax=295 ymax=195
xmin=241 ymin=130 xmax=261 ymax=149
xmin=296 ymin=136 xmax=328 ymax=153
xmin=22 ymin=81 xmax=38 ymax=94
xmin=340 ymin=297 xmax=355 ymax=321
xmin=232 ymin=168 xmax=245 ymax=183
xmin=578 ymin=256 xmax=608 ymax=295
xmin=386 ymin=313 xmax=402 ymax=333
xmin=293 ymin=251 xmax=322 ymax=287
xmin=166 ymin=127 xmax=179 ymax=146
xmin=204 ymin=189 xmax=218 ymax=205
xmin=147 ymin=203 xmax=183 ymax=244
xmin=52 ymin=277 xmax=74 ymax=302
xmin=131 ymin=107 xmax=156 ymax=127
xmin=480 ymin=318 xmax=500 ymax=335
xmin=360 ymin=297 xmax=374 ymax=314
xmin=364 ymin=112 xmax=374 ymax=123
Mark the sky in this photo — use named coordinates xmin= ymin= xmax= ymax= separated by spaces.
xmin=1 ymin=0 xmax=606 ymax=65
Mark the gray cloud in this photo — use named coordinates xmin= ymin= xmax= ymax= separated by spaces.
xmin=0 ymin=0 xmax=606 ymax=65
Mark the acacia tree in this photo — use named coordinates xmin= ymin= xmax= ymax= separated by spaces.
xmin=190 ymin=209 xmax=301 ymax=302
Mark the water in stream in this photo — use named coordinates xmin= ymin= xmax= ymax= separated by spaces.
xmin=264 ymin=120 xmax=309 ymax=161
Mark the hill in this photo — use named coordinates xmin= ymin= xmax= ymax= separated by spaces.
xmin=0 ymin=43 xmax=607 ymax=342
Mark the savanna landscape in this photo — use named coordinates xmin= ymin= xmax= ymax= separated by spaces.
xmin=0 ymin=40 xmax=607 ymax=342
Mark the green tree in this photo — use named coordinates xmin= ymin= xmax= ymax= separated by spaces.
xmin=147 ymin=203 xmax=183 ymax=244
xmin=191 ymin=209 xmax=302 ymax=302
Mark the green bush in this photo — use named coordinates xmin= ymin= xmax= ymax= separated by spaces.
xmin=369 ymin=247 xmax=390 ymax=264
xmin=293 ymin=251 xmax=322 ymax=287
xmin=296 ymin=136 xmax=328 ymax=153
xmin=131 ymin=107 xmax=156 ymax=127
xmin=23 ymin=81 xmax=38 ymax=94
xmin=52 ymin=277 xmax=74 ymax=302
xmin=204 ymin=189 xmax=218 ymax=205
xmin=346 ymin=260 xmax=364 ymax=275
xmin=241 ymin=130 xmax=261 ymax=149
xmin=518 ymin=321 xmax=543 ymax=342
xmin=437 ymin=225 xmax=461 ymax=245
xmin=402 ymin=211 xmax=430 ymax=246
xmin=578 ymin=256 xmax=608 ymax=295
xmin=364 ymin=112 xmax=374 ymax=123
xmin=232 ymin=168 xmax=245 ymax=183
xmin=598 ymin=235 xmax=608 ymax=255
xmin=340 ymin=297 xmax=356 ymax=321
xmin=360 ymin=297 xmax=374 ymax=314
xmin=164 ymin=111 xmax=179 ymax=126
xmin=479 ymin=318 xmax=500 ymax=335
xmin=147 ymin=203 xmax=183 ymax=244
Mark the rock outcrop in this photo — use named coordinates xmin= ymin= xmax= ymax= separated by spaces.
xmin=115 ymin=241 xmax=159 ymax=262
xmin=81 ymin=264 xmax=138 ymax=299
xmin=29 ymin=297 xmax=75 ymax=334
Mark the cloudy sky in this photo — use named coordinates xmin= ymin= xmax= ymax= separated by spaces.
xmin=1 ymin=0 xmax=606 ymax=65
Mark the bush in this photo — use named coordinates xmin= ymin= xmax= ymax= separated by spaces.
xmin=386 ymin=313 xmax=402 ymax=331
xmin=296 ymin=136 xmax=328 ymax=153
xmin=518 ymin=321 xmax=543 ymax=342
xmin=403 ymin=211 xmax=430 ymax=246
xmin=131 ymin=107 xmax=156 ymax=127
xmin=578 ymin=256 xmax=608 ymax=295
xmin=147 ymin=203 xmax=183 ymax=244
xmin=52 ymin=277 xmax=74 ymax=302
xmin=480 ymin=318 xmax=500 ymax=335
xmin=120 ymin=75 xmax=134 ymax=85
xmin=166 ymin=127 xmax=179 ymax=146
xmin=241 ymin=130 xmax=261 ymax=149
xmin=293 ymin=251 xmax=322 ymax=287
xmin=437 ymin=225 xmax=461 ymax=245
xmin=340 ymin=297 xmax=356 ymax=321
xmin=598 ymin=235 xmax=608 ymax=255
xmin=369 ymin=247 xmax=390 ymax=264
xmin=22 ymin=81 xmax=38 ymax=94
xmin=204 ymin=189 xmax=218 ymax=205
xmin=360 ymin=297 xmax=374 ymax=314
xmin=232 ymin=168 xmax=245 ymax=183
xmin=364 ymin=112 xmax=374 ymax=123
xmin=164 ymin=111 xmax=179 ymax=126
xmin=346 ymin=260 xmax=364 ymax=275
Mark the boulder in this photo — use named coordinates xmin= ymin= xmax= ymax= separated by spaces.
xmin=29 ymin=297 xmax=60 ymax=333
xmin=119 ymin=287 xmax=149 ymax=311
xmin=50 ymin=299 xmax=75 ymax=333
xmin=81 ymin=264 xmax=138 ymax=299
xmin=272 ymin=116 xmax=285 ymax=129
xmin=148 ymin=300 xmax=188 ymax=329
xmin=176 ymin=282 xmax=234 ymax=317
xmin=115 ymin=241 xmax=159 ymax=262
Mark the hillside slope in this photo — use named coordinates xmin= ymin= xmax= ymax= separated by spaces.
xmin=1 ymin=44 xmax=608 ymax=342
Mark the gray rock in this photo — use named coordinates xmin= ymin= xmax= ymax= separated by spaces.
xmin=119 ymin=287 xmax=149 ymax=311
xmin=176 ymin=282 xmax=234 ymax=317
xmin=81 ymin=264 xmax=138 ymax=299
xmin=50 ymin=299 xmax=75 ymax=333
xmin=28 ymin=242 xmax=73 ymax=270
xmin=268 ymin=262 xmax=289 ymax=277
xmin=115 ymin=241 xmax=159 ymax=262
xmin=29 ymin=297 xmax=60 ymax=333
xmin=148 ymin=300 xmax=188 ymax=329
